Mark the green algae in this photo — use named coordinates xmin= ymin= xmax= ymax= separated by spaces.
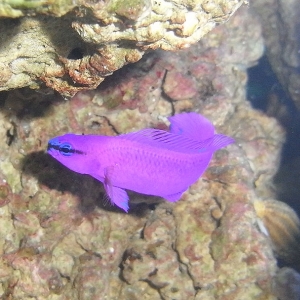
xmin=103 ymin=93 xmax=123 ymax=109
xmin=0 ymin=185 xmax=9 ymax=200
xmin=0 ymin=161 xmax=22 ymax=194
xmin=0 ymin=0 xmax=76 ymax=17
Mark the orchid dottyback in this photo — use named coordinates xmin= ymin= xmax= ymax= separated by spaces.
xmin=47 ymin=112 xmax=234 ymax=212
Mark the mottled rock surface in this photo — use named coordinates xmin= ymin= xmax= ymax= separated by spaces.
xmin=0 ymin=6 xmax=284 ymax=299
xmin=0 ymin=0 xmax=243 ymax=97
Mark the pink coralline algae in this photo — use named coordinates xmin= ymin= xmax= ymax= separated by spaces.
xmin=163 ymin=71 xmax=198 ymax=101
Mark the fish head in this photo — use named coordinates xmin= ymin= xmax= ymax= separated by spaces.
xmin=47 ymin=134 xmax=95 ymax=174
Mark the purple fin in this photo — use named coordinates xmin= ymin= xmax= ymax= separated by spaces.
xmin=203 ymin=134 xmax=235 ymax=152
xmin=104 ymin=167 xmax=129 ymax=212
xmin=118 ymin=129 xmax=234 ymax=154
xmin=168 ymin=112 xmax=214 ymax=141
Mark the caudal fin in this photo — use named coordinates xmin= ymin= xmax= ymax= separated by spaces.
xmin=168 ymin=112 xmax=215 ymax=141
xmin=205 ymin=134 xmax=235 ymax=152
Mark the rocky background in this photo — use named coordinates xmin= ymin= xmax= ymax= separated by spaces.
xmin=0 ymin=1 xmax=300 ymax=299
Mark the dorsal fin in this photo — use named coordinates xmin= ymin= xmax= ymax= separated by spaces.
xmin=117 ymin=129 xmax=234 ymax=154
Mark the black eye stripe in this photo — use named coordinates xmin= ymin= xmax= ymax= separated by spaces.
xmin=47 ymin=143 xmax=86 ymax=155
xmin=47 ymin=144 xmax=60 ymax=151
xmin=61 ymin=146 xmax=73 ymax=153
xmin=74 ymin=150 xmax=85 ymax=154
xmin=59 ymin=143 xmax=73 ymax=156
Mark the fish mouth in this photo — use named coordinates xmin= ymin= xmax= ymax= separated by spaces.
xmin=47 ymin=137 xmax=61 ymax=155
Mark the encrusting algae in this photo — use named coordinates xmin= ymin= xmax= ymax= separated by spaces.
xmin=254 ymin=199 xmax=300 ymax=268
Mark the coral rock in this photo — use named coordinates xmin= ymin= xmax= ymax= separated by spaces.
xmin=0 ymin=0 xmax=244 ymax=97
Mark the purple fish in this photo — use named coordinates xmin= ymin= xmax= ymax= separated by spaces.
xmin=47 ymin=112 xmax=234 ymax=212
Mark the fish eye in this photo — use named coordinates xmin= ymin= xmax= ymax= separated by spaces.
xmin=59 ymin=143 xmax=74 ymax=156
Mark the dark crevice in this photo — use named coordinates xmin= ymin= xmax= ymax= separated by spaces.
xmin=161 ymin=69 xmax=175 ymax=116
xmin=67 ymin=47 xmax=84 ymax=60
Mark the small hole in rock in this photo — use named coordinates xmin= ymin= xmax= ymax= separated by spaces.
xmin=67 ymin=48 xmax=84 ymax=60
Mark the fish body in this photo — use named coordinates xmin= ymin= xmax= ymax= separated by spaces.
xmin=47 ymin=113 xmax=234 ymax=212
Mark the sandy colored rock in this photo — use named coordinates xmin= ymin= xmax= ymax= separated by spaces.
xmin=0 ymin=0 xmax=244 ymax=97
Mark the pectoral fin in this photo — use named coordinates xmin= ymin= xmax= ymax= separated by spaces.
xmin=103 ymin=167 xmax=129 ymax=212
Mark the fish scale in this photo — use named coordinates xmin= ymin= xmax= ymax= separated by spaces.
xmin=101 ymin=140 xmax=211 ymax=193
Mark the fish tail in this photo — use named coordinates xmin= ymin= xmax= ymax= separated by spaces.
xmin=168 ymin=112 xmax=234 ymax=151
xmin=169 ymin=112 xmax=215 ymax=141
